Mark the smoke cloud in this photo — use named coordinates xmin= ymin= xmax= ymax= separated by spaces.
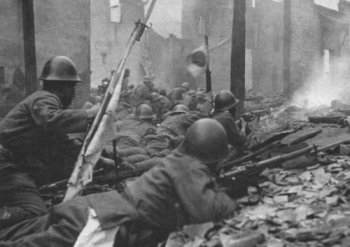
xmin=291 ymin=55 xmax=350 ymax=109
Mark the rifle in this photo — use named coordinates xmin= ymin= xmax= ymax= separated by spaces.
xmin=217 ymin=143 xmax=274 ymax=172
xmin=250 ymin=127 xmax=305 ymax=151
xmin=205 ymin=35 xmax=212 ymax=93
xmin=40 ymin=159 xmax=158 ymax=195
xmin=218 ymin=127 xmax=304 ymax=172
xmin=218 ymin=139 xmax=349 ymax=198
xmin=220 ymin=139 xmax=350 ymax=180
xmin=308 ymin=116 xmax=346 ymax=125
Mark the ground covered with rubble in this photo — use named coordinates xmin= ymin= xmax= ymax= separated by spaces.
xmin=39 ymin=93 xmax=350 ymax=247
xmin=164 ymin=97 xmax=350 ymax=247
xmin=167 ymin=158 xmax=350 ymax=247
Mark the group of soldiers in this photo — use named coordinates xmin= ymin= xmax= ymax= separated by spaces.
xmin=0 ymin=56 xmax=248 ymax=246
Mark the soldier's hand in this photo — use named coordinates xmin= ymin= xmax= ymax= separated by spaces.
xmin=240 ymin=118 xmax=247 ymax=128
xmin=86 ymin=103 xmax=101 ymax=118
xmin=239 ymin=118 xmax=247 ymax=135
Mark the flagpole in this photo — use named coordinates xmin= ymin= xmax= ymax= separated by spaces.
xmin=63 ymin=0 xmax=158 ymax=202
xmin=205 ymin=35 xmax=212 ymax=92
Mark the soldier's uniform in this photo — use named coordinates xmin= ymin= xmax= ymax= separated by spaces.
xmin=114 ymin=104 xmax=156 ymax=150
xmin=0 ymin=56 xmax=96 ymax=229
xmin=0 ymin=119 xmax=238 ymax=247
xmin=157 ymin=111 xmax=202 ymax=138
xmin=131 ymin=77 xmax=155 ymax=105
xmin=211 ymin=90 xmax=246 ymax=154
xmin=0 ymin=91 xmax=91 ymax=229
xmin=115 ymin=118 xmax=156 ymax=150
xmin=167 ymin=87 xmax=185 ymax=107
xmin=211 ymin=111 xmax=246 ymax=152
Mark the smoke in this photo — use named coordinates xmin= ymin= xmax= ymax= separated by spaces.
xmin=291 ymin=55 xmax=350 ymax=109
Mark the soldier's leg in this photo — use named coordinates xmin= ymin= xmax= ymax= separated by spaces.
xmin=0 ymin=196 xmax=90 ymax=246
xmin=0 ymin=169 xmax=48 ymax=229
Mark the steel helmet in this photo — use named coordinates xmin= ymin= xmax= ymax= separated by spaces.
xmin=135 ymin=103 xmax=154 ymax=120
xmin=150 ymin=92 xmax=161 ymax=102
xmin=187 ymin=90 xmax=196 ymax=96
xmin=196 ymin=91 xmax=206 ymax=101
xmin=179 ymin=118 xmax=228 ymax=164
xmin=181 ymin=82 xmax=190 ymax=90
xmin=159 ymin=88 xmax=167 ymax=96
xmin=40 ymin=56 xmax=82 ymax=82
xmin=168 ymin=104 xmax=189 ymax=116
xmin=214 ymin=90 xmax=239 ymax=111
xmin=143 ymin=76 xmax=152 ymax=83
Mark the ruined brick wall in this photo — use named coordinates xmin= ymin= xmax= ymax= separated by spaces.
xmin=208 ymin=0 xmax=233 ymax=91
xmin=91 ymin=0 xmax=195 ymax=92
xmin=249 ymin=0 xmax=284 ymax=93
xmin=182 ymin=0 xmax=284 ymax=92
xmin=34 ymin=0 xmax=91 ymax=108
xmin=90 ymin=0 xmax=145 ymax=88
xmin=142 ymin=30 xmax=193 ymax=91
xmin=289 ymin=0 xmax=322 ymax=93
xmin=0 ymin=0 xmax=90 ymax=116
xmin=181 ymin=0 xmax=327 ymax=95
xmin=182 ymin=0 xmax=234 ymax=91
xmin=0 ymin=0 xmax=25 ymax=115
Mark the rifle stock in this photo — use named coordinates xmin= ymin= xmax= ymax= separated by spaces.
xmin=219 ymin=128 xmax=302 ymax=172
xmin=220 ymin=139 xmax=350 ymax=180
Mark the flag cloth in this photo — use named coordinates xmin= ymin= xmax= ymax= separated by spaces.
xmin=186 ymin=44 xmax=208 ymax=77
xmin=64 ymin=0 xmax=158 ymax=201
xmin=64 ymin=71 xmax=122 ymax=201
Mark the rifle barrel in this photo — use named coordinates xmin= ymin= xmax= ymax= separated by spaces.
xmin=221 ymin=139 xmax=350 ymax=179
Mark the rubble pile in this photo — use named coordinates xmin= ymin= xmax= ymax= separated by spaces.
xmin=38 ymin=97 xmax=350 ymax=247
xmin=164 ymin=100 xmax=350 ymax=247
xmin=246 ymin=98 xmax=350 ymax=148
xmin=170 ymin=155 xmax=350 ymax=247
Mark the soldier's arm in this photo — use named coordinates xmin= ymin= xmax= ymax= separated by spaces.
xmin=174 ymin=165 xmax=239 ymax=224
xmin=31 ymin=94 xmax=90 ymax=134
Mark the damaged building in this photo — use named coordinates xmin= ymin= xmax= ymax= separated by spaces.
xmin=182 ymin=0 xmax=350 ymax=94
xmin=91 ymin=0 xmax=192 ymax=91
xmin=0 ymin=0 xmax=90 ymax=116
xmin=90 ymin=0 xmax=350 ymax=95
xmin=2 ymin=0 xmax=350 ymax=115
xmin=4 ymin=1 xmax=350 ymax=246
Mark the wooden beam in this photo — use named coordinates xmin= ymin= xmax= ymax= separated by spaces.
xmin=22 ymin=0 xmax=37 ymax=95
xmin=283 ymin=0 xmax=291 ymax=97
xmin=230 ymin=0 xmax=246 ymax=118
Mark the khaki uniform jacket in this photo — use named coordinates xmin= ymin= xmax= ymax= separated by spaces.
xmin=156 ymin=112 xmax=202 ymax=137
xmin=0 ymin=90 xmax=89 ymax=173
xmin=122 ymin=150 xmax=237 ymax=232
xmin=211 ymin=110 xmax=246 ymax=153
xmin=0 ymin=151 xmax=237 ymax=246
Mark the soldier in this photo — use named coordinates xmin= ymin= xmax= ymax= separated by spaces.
xmin=139 ymin=104 xmax=200 ymax=157
xmin=157 ymin=104 xmax=201 ymax=138
xmin=211 ymin=90 xmax=247 ymax=154
xmin=159 ymin=88 xmax=167 ymax=97
xmin=148 ymin=92 xmax=171 ymax=123
xmin=182 ymin=89 xmax=197 ymax=110
xmin=0 ymin=119 xmax=239 ymax=247
xmin=167 ymin=82 xmax=191 ymax=107
xmin=0 ymin=56 xmax=107 ymax=228
xmin=114 ymin=103 xmax=156 ymax=150
xmin=181 ymin=81 xmax=190 ymax=92
xmin=195 ymin=91 xmax=213 ymax=116
xmin=132 ymin=76 xmax=155 ymax=105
